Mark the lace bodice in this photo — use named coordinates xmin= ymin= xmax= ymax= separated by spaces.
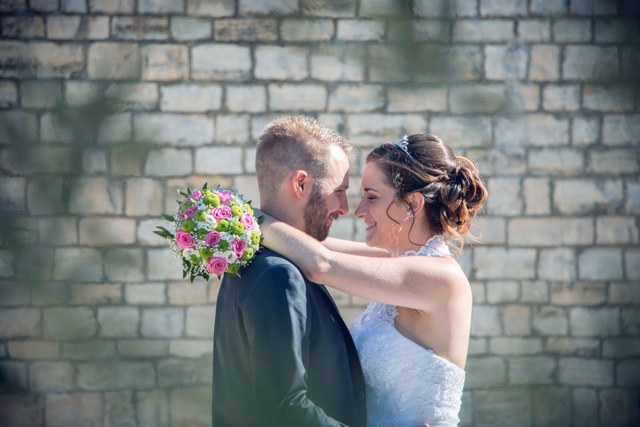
xmin=350 ymin=236 xmax=465 ymax=427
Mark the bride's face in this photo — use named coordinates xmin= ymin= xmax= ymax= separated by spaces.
xmin=354 ymin=161 xmax=411 ymax=251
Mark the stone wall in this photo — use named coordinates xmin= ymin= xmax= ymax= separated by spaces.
xmin=0 ymin=0 xmax=638 ymax=426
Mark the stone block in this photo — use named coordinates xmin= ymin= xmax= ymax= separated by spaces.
xmin=141 ymin=308 xmax=184 ymax=338
xmin=47 ymin=15 xmax=82 ymax=40
xmin=239 ymin=0 xmax=299 ymax=15
xmin=551 ymin=282 xmax=606 ymax=306
xmin=528 ymin=147 xmax=584 ymax=174
xmin=486 ymin=177 xmax=522 ymax=215
xmin=572 ymin=116 xmax=600 ymax=146
xmin=82 ymin=149 xmax=107 ymax=174
xmin=46 ymin=393 xmax=102 ymax=427
xmin=142 ymin=44 xmax=188 ymax=81
xmin=269 ymin=84 xmax=327 ymax=111
xmin=69 ymin=284 xmax=121 ymax=305
xmin=530 ymin=0 xmax=568 ymax=14
xmin=413 ymin=0 xmax=477 ymax=17
xmin=543 ymin=84 xmax=580 ymax=111
xmin=43 ymin=307 xmax=96 ymax=340
xmin=530 ymin=44 xmax=560 ymax=81
xmin=589 ymin=149 xmax=639 ymax=174
xmin=310 ymin=45 xmax=366 ymax=81
xmin=559 ymin=358 xmax=613 ymax=386
xmin=135 ymin=113 xmax=213 ymax=146
xmin=213 ymin=18 xmax=278 ymax=41
xmin=30 ymin=283 xmax=69 ymax=306
xmin=574 ymin=388 xmax=598 ymax=427
xmin=192 ymin=44 xmax=252 ymax=80
xmin=83 ymin=16 xmax=110 ymax=39
xmin=62 ymin=0 xmax=86 ymax=12
xmin=137 ymin=390 xmax=170 ymax=427
xmin=596 ymin=216 xmax=638 ymax=245
xmin=0 ymin=283 xmax=29 ymax=306
xmin=538 ymin=248 xmax=577 ymax=282
xmin=78 ymin=361 xmax=155 ymax=390
xmin=450 ymin=84 xmax=506 ymax=113
xmin=139 ymin=0 xmax=183 ymax=13
xmin=125 ymin=178 xmax=163 ymax=216
xmin=111 ymin=17 xmax=169 ymax=40
xmin=20 ymin=80 xmax=62 ymax=109
xmin=89 ymin=0 xmax=134 ymax=13
xmin=53 ymin=248 xmax=103 ymax=282
xmin=347 ymin=114 xmax=427 ymax=138
xmin=7 ymin=340 xmax=59 ymax=359
xmin=464 ymin=357 xmax=506 ymax=388
xmin=453 ymin=19 xmax=514 ymax=42
xmin=523 ymin=177 xmax=550 ymax=215
xmin=603 ymin=114 xmax=640 ymax=145
xmin=327 ymin=84 xmax=383 ymax=113
xmin=474 ymin=247 xmax=536 ymax=280
xmin=282 ymin=18 xmax=334 ymax=41
xmin=161 ymin=84 xmax=222 ymax=113
xmin=88 ymin=43 xmax=139 ymax=80
xmin=194 ymin=146 xmax=243 ymax=174
xmin=159 ymin=357 xmax=212 ymax=386
xmin=600 ymin=389 xmax=640 ymax=427
xmin=0 ymin=110 xmax=37 ymax=145
xmin=0 ymin=177 xmax=25 ymax=214
xmin=169 ymin=339 xmax=213 ymax=358
xmin=533 ymin=387 xmax=572 ymax=427
xmin=0 ymin=308 xmax=40 ymax=338
xmin=474 ymin=389 xmax=531 ymax=427
xmin=469 ymin=216 xmax=506 ymax=245
xmin=610 ymin=281 xmax=640 ymax=304
xmin=138 ymin=219 xmax=166 ymax=247
xmin=255 ymin=46 xmax=308 ymax=80
xmin=487 ymin=281 xmax=519 ymax=303
xmin=563 ymin=46 xmax=618 ymax=81
xmin=490 ymin=337 xmax=542 ymax=355
xmin=98 ymin=307 xmax=138 ymax=338
xmin=216 ymin=114 xmax=250 ymax=145
xmin=105 ymin=83 xmax=158 ymax=110
xmin=62 ymin=340 xmax=117 ymax=361
xmin=167 ymin=283 xmax=207 ymax=305
xmin=508 ymin=218 xmax=593 ymax=247
xmin=118 ymin=339 xmax=168 ymax=357
xmin=470 ymin=305 xmax=501 ymax=336
xmin=79 ymin=217 xmax=136 ymax=246
xmin=26 ymin=174 xmax=66 ymax=214
xmin=485 ymin=45 xmax=527 ymax=80
xmin=603 ymin=338 xmax=640 ymax=358
xmin=0 ymin=81 xmax=17 ymax=107
xmin=533 ymin=306 xmax=568 ymax=335
xmin=336 ymin=19 xmax=384 ymax=41
xmin=509 ymin=356 xmax=556 ymax=384
xmin=2 ymin=16 xmax=45 ymax=38
xmin=104 ymin=391 xmax=136 ymax=427
xmin=570 ymin=0 xmax=617 ymax=15
xmin=145 ymin=148 xmax=192 ymax=177
xmin=187 ymin=0 xmax=234 ymax=16
xmin=170 ymin=17 xmax=211 ymax=40
xmin=502 ymin=305 xmax=531 ymax=336
xmin=125 ymin=283 xmax=166 ymax=305
xmin=0 ymin=41 xmax=36 ymax=79
xmin=570 ymin=307 xmax=620 ymax=337
xmin=168 ymin=387 xmax=213 ymax=427
xmin=545 ymin=337 xmax=599 ymax=357
xmin=584 ymin=85 xmax=635 ymax=112
xmin=627 ymin=179 xmax=640 ymax=214
xmin=387 ymin=86 xmax=447 ymax=112
xmin=506 ymin=83 xmax=540 ymax=112
xmin=518 ymin=19 xmax=551 ymax=42
xmin=30 ymin=361 xmax=74 ymax=391
xmin=617 ymin=360 xmax=640 ymax=386
xmin=553 ymin=179 xmax=623 ymax=215
xmin=579 ymin=248 xmax=624 ymax=281
xmin=430 ymin=116 xmax=492 ymax=148
xmin=553 ymin=19 xmax=592 ymax=42
xmin=225 ymin=85 xmax=266 ymax=112
xmin=495 ymin=114 xmax=569 ymax=146
xmin=186 ymin=306 xmax=214 ymax=338
xmin=480 ymin=0 xmax=527 ymax=16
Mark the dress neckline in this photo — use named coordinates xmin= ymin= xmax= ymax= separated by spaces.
xmin=400 ymin=235 xmax=450 ymax=258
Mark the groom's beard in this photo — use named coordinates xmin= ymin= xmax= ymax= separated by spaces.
xmin=304 ymin=182 xmax=332 ymax=241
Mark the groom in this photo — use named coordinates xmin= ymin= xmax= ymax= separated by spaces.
xmin=212 ymin=116 xmax=366 ymax=426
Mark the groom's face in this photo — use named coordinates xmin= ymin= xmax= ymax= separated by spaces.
xmin=303 ymin=145 xmax=350 ymax=241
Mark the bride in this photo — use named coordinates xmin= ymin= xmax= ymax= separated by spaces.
xmin=259 ymin=134 xmax=487 ymax=427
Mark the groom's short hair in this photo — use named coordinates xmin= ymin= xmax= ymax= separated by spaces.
xmin=256 ymin=116 xmax=352 ymax=202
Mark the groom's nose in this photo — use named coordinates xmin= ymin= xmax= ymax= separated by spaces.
xmin=337 ymin=192 xmax=348 ymax=216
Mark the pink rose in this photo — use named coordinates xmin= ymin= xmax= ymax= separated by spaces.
xmin=189 ymin=190 xmax=203 ymax=201
xmin=216 ymin=190 xmax=232 ymax=205
xmin=205 ymin=231 xmax=221 ymax=246
xmin=207 ymin=256 xmax=228 ymax=276
xmin=232 ymin=238 xmax=246 ymax=258
xmin=179 ymin=205 xmax=198 ymax=220
xmin=212 ymin=206 xmax=232 ymax=220
xmin=175 ymin=231 xmax=195 ymax=249
xmin=240 ymin=213 xmax=256 ymax=231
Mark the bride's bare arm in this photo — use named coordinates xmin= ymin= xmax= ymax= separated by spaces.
xmin=260 ymin=215 xmax=467 ymax=312
xmin=322 ymin=237 xmax=390 ymax=257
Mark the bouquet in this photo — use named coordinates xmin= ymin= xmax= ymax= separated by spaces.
xmin=154 ymin=184 xmax=262 ymax=282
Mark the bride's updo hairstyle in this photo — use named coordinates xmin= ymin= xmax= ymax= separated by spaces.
xmin=367 ymin=134 xmax=487 ymax=251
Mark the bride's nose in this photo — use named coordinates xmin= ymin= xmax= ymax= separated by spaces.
xmin=354 ymin=199 xmax=366 ymax=219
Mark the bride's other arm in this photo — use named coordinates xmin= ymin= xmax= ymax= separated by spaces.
xmin=261 ymin=216 xmax=467 ymax=313
xmin=322 ymin=237 xmax=390 ymax=257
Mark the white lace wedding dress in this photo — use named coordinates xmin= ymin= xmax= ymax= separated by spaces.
xmin=350 ymin=236 xmax=465 ymax=427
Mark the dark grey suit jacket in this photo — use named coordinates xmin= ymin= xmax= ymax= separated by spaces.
xmin=212 ymin=248 xmax=366 ymax=427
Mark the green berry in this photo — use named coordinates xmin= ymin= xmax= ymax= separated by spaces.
xmin=242 ymin=247 xmax=254 ymax=261
xmin=231 ymin=205 xmax=243 ymax=218
xmin=230 ymin=221 xmax=245 ymax=236
xmin=216 ymin=220 xmax=229 ymax=232
xmin=199 ymin=248 xmax=213 ymax=259
xmin=250 ymin=231 xmax=260 ymax=246
xmin=218 ymin=240 xmax=229 ymax=251
xmin=182 ymin=220 xmax=195 ymax=232
xmin=194 ymin=210 xmax=207 ymax=221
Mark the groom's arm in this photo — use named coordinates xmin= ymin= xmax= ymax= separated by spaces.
xmin=242 ymin=262 xmax=348 ymax=427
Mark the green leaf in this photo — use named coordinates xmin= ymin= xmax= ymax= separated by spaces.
xmin=153 ymin=229 xmax=172 ymax=239
xmin=203 ymin=182 xmax=208 ymax=190
xmin=257 ymin=215 xmax=265 ymax=225
xmin=162 ymin=214 xmax=174 ymax=222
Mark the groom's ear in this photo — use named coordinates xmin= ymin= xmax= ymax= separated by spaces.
xmin=290 ymin=170 xmax=311 ymax=200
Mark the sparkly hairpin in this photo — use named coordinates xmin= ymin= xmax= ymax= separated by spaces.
xmin=394 ymin=135 xmax=412 ymax=158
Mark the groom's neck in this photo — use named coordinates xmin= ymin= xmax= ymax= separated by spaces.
xmin=261 ymin=201 xmax=306 ymax=234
